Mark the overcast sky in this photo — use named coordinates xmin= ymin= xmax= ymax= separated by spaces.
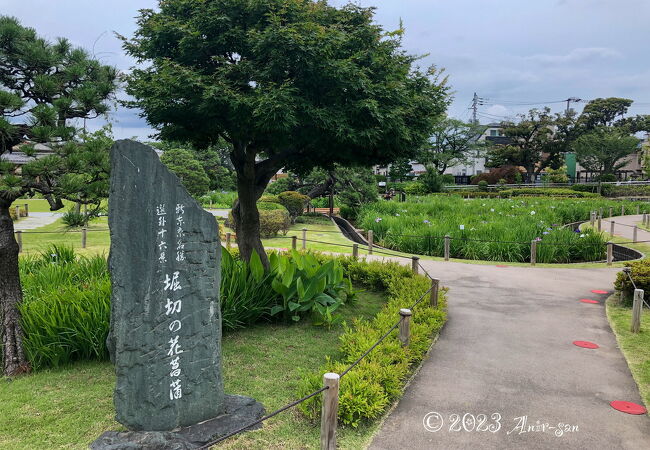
xmin=2 ymin=0 xmax=649 ymax=139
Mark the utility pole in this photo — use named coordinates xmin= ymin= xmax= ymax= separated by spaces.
xmin=471 ymin=92 xmax=479 ymax=125
xmin=565 ymin=97 xmax=582 ymax=115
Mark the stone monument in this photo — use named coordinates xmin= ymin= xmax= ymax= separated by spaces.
xmin=92 ymin=140 xmax=263 ymax=449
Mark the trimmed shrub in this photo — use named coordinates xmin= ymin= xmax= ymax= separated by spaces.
xmin=297 ymin=257 xmax=447 ymax=427
xmin=259 ymin=208 xmax=291 ymax=237
xmin=277 ymin=191 xmax=310 ymax=223
xmin=477 ymin=180 xmax=488 ymax=192
xmin=259 ymin=194 xmax=281 ymax=204
xmin=615 ymin=259 xmax=650 ymax=306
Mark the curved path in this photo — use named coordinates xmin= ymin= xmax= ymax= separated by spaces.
xmin=599 ymin=214 xmax=650 ymax=242
xmin=366 ymin=256 xmax=650 ymax=449
xmin=13 ymin=212 xmax=62 ymax=230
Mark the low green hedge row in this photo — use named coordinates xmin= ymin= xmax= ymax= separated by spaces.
xmin=297 ymin=256 xmax=447 ymax=427
xmin=499 ymin=188 xmax=599 ymax=198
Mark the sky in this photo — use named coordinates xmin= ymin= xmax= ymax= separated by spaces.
xmin=2 ymin=0 xmax=649 ymax=139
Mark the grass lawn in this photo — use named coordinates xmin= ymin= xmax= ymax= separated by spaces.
xmin=11 ymin=198 xmax=76 ymax=213
xmin=606 ymin=294 xmax=650 ymax=413
xmin=18 ymin=218 xmax=110 ymax=257
xmin=0 ymin=290 xmax=387 ymax=449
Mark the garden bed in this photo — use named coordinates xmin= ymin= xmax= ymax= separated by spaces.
xmin=2 ymin=250 xmax=447 ymax=448
xmin=357 ymin=196 xmax=648 ymax=263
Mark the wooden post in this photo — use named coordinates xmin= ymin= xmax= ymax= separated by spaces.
xmin=15 ymin=205 xmax=20 ymax=219
xmin=607 ymin=242 xmax=613 ymax=266
xmin=634 ymin=225 xmax=638 ymax=243
xmin=590 ymin=212 xmax=595 ymax=226
xmin=15 ymin=230 xmax=22 ymax=253
xmin=24 ymin=203 xmax=29 ymax=217
xmin=631 ymin=289 xmax=643 ymax=333
xmin=367 ymin=230 xmax=373 ymax=255
xmin=226 ymin=232 xmax=231 ymax=249
xmin=530 ymin=239 xmax=537 ymax=266
xmin=610 ymin=220 xmax=615 ymax=236
xmin=302 ymin=228 xmax=307 ymax=250
xmin=352 ymin=243 xmax=359 ymax=259
xmin=411 ymin=256 xmax=419 ymax=274
xmin=636 ymin=205 xmax=640 ymax=215
xmin=622 ymin=205 xmax=625 ymax=216
xmin=444 ymin=235 xmax=450 ymax=261
xmin=597 ymin=216 xmax=602 ymax=232
xmin=320 ymin=373 xmax=340 ymax=450
xmin=398 ymin=309 xmax=412 ymax=346
xmin=609 ymin=206 xmax=613 ymax=218
xmin=599 ymin=207 xmax=603 ymax=219
xmin=328 ymin=191 xmax=334 ymax=217
xmin=81 ymin=227 xmax=87 ymax=249
xmin=430 ymin=278 xmax=440 ymax=308
xmin=292 ymin=235 xmax=297 ymax=250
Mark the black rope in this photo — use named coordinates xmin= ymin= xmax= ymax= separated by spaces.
xmin=340 ymin=319 xmax=402 ymax=378
xmin=198 ymin=386 xmax=328 ymax=449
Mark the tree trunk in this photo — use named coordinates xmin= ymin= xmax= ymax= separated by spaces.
xmin=0 ymin=202 xmax=30 ymax=376
xmin=232 ymin=177 xmax=268 ymax=268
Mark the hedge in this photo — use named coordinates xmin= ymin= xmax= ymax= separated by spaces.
xmin=499 ymin=188 xmax=599 ymax=198
xmin=297 ymin=256 xmax=447 ymax=427
xmin=614 ymin=259 xmax=650 ymax=306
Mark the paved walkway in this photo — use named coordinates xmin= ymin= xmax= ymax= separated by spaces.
xmin=366 ymin=257 xmax=650 ymax=449
xmin=13 ymin=212 xmax=61 ymax=230
xmin=599 ymin=214 xmax=650 ymax=242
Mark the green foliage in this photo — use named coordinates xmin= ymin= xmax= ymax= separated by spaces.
xmin=573 ymin=128 xmax=640 ymax=176
xmin=297 ymin=258 xmax=447 ymax=427
xmin=259 ymin=209 xmax=291 ymax=237
xmin=266 ymin=178 xmax=297 ymax=195
xmin=477 ymin=180 xmax=489 ymax=192
xmin=499 ymin=188 xmax=598 ymax=198
xmin=419 ymin=118 xmax=483 ymax=174
xmin=18 ymin=247 xmax=110 ymax=370
xmin=542 ymin=166 xmax=569 ymax=183
xmin=160 ymin=148 xmax=211 ymax=197
xmin=615 ymin=260 xmax=650 ymax=306
xmin=269 ymin=251 xmax=353 ymax=326
xmin=402 ymin=182 xmax=428 ymax=195
xmin=418 ymin=167 xmax=445 ymax=193
xmin=199 ymin=191 xmax=237 ymax=208
xmin=220 ymin=247 xmax=279 ymax=330
xmin=277 ymin=191 xmax=309 ymax=223
xmin=259 ymin=194 xmax=280 ymax=204
xmin=388 ymin=158 xmax=412 ymax=181
xmin=357 ymin=196 xmax=647 ymax=263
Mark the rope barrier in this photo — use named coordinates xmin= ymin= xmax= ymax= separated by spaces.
xmin=624 ymin=269 xmax=650 ymax=310
xmin=197 ymin=386 xmax=329 ymax=449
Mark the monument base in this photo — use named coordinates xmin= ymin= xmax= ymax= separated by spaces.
xmin=91 ymin=395 xmax=265 ymax=449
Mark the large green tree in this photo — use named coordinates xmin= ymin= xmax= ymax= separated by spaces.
xmin=418 ymin=118 xmax=483 ymax=174
xmin=573 ymin=127 xmax=640 ymax=177
xmin=122 ymin=0 xmax=449 ymax=266
xmin=0 ymin=16 xmax=117 ymax=376
xmin=486 ymin=108 xmax=561 ymax=183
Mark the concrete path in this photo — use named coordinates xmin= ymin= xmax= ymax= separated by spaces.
xmin=13 ymin=212 xmax=61 ymax=230
xmin=599 ymin=214 xmax=650 ymax=242
xmin=367 ymin=257 xmax=650 ymax=449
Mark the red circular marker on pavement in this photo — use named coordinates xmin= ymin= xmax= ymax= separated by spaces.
xmin=610 ymin=401 xmax=647 ymax=415
xmin=496 ymin=265 xmax=508 ymax=268
xmin=573 ymin=340 xmax=599 ymax=349
xmin=580 ymin=299 xmax=600 ymax=304
xmin=591 ymin=289 xmax=608 ymax=294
